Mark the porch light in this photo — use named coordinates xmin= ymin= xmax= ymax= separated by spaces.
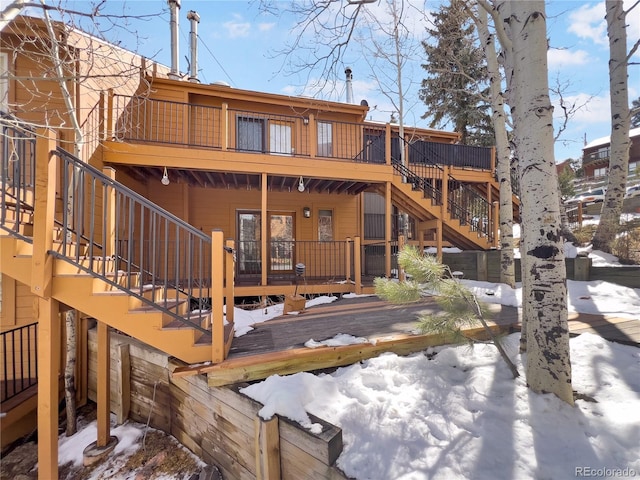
xmin=298 ymin=176 xmax=305 ymax=192
xmin=303 ymin=206 xmax=311 ymax=218
xmin=161 ymin=167 xmax=170 ymax=186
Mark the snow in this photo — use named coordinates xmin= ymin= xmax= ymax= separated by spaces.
xmin=50 ymin=248 xmax=639 ymax=479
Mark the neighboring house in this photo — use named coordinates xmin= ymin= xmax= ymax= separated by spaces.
xmin=581 ymin=126 xmax=640 ymax=181
xmin=0 ymin=12 xmax=516 ymax=475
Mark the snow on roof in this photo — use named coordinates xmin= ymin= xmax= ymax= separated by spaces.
xmin=583 ymin=126 xmax=640 ymax=150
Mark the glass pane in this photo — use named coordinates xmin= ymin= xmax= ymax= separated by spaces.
xmin=237 ymin=116 xmax=264 ymax=152
xmin=270 ymin=214 xmax=293 ymax=271
xmin=317 ymin=122 xmax=333 ymax=157
xmin=269 ymin=122 xmax=292 ymax=155
xmin=238 ymin=212 xmax=261 ymax=274
xmin=318 ymin=210 xmax=333 ymax=241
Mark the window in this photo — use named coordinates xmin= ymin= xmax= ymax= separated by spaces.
xmin=237 ymin=116 xmax=264 ymax=152
xmin=594 ymin=166 xmax=608 ymax=177
xmin=629 ymin=161 xmax=638 ymax=174
xmin=0 ymin=52 xmax=8 ymax=112
xmin=269 ymin=121 xmax=293 ymax=155
xmin=318 ymin=210 xmax=333 ymax=241
xmin=317 ymin=122 xmax=333 ymax=157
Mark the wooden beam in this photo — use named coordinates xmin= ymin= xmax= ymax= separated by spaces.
xmin=31 ymin=129 xmax=57 ymax=298
xmin=385 ymin=181 xmax=392 ymax=278
xmin=37 ymin=296 xmax=60 ymax=480
xmin=96 ymin=321 xmax=111 ymax=447
xmin=261 ymin=173 xmax=268 ymax=287
xmin=354 ymin=236 xmax=362 ymax=294
xmin=225 ymin=239 xmax=235 ymax=325
xmin=212 ymin=230 xmax=225 ymax=363
xmin=255 ymin=416 xmax=281 ymax=480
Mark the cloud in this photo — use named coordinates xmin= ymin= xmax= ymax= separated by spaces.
xmin=223 ymin=14 xmax=251 ymax=39
xmin=258 ymin=23 xmax=275 ymax=33
xmin=553 ymin=93 xmax=610 ymax=125
xmin=567 ymin=2 xmax=607 ymax=46
xmin=548 ymin=48 xmax=591 ymax=69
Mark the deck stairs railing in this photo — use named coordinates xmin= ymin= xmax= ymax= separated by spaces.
xmin=1 ymin=121 xmax=234 ymax=365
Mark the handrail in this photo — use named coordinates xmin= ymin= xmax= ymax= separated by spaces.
xmin=53 ymin=147 xmax=212 ymax=333
xmin=0 ymin=112 xmax=37 ymax=242
xmin=1 ymin=322 xmax=38 ymax=402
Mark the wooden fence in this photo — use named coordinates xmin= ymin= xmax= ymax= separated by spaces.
xmin=88 ymin=329 xmax=347 ymax=480
xmin=442 ymin=251 xmax=640 ymax=288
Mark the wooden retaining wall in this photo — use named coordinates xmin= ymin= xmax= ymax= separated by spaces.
xmin=442 ymin=251 xmax=640 ymax=288
xmin=88 ymin=329 xmax=347 ymax=480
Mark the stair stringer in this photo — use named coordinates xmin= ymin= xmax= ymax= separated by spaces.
xmin=0 ymin=236 xmax=214 ymax=365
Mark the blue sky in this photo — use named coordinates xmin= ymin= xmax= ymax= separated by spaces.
xmin=62 ymin=0 xmax=639 ymax=163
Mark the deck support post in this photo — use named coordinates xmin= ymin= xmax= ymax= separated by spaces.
xmin=345 ymin=237 xmax=352 ymax=286
xmin=492 ymin=201 xmax=500 ymax=248
xmin=255 ymin=415 xmax=281 ymax=480
xmin=212 ymin=230 xmax=225 ymax=362
xmin=32 ymin=129 xmax=57 ymax=298
xmin=103 ymin=167 xmax=116 ymax=257
xmin=384 ymin=181 xmax=392 ymax=278
xmin=96 ymin=321 xmax=111 ymax=447
xmin=261 ymin=173 xmax=268 ymax=287
xmin=221 ymin=102 xmax=229 ymax=151
xmin=225 ymin=239 xmax=235 ymax=326
xmin=354 ymin=236 xmax=362 ymax=294
xmin=398 ymin=234 xmax=406 ymax=282
xmin=36 ymin=296 xmax=60 ymax=480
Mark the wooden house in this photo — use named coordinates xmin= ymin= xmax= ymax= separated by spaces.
xmin=1 ymin=13 xmax=516 ymax=478
xmin=581 ymin=126 xmax=640 ymax=180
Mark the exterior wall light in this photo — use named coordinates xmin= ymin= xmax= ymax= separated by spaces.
xmin=303 ymin=206 xmax=311 ymax=218
xmin=161 ymin=167 xmax=170 ymax=186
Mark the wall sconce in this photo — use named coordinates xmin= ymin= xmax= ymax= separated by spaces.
xmin=303 ymin=206 xmax=311 ymax=218
xmin=161 ymin=167 xmax=170 ymax=186
xmin=303 ymin=117 xmax=309 ymax=125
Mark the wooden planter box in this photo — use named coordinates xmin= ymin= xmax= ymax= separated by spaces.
xmin=283 ymin=295 xmax=306 ymax=314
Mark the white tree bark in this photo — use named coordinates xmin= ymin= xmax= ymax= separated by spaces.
xmin=473 ymin=5 xmax=515 ymax=288
xmin=503 ymin=0 xmax=573 ymax=404
xmin=592 ymin=0 xmax=631 ymax=252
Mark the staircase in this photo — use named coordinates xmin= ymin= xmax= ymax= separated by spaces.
xmin=385 ymin=151 xmax=497 ymax=250
xmin=1 ymin=123 xmax=231 ymax=365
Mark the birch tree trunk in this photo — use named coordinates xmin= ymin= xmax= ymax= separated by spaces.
xmin=64 ymin=309 xmax=77 ymax=436
xmin=504 ymin=0 xmax=573 ymax=405
xmin=474 ymin=5 xmax=515 ymax=288
xmin=592 ymin=0 xmax=631 ymax=252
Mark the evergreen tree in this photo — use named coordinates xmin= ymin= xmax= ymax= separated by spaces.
xmin=419 ymin=0 xmax=493 ymax=146
xmin=631 ymin=97 xmax=640 ymax=128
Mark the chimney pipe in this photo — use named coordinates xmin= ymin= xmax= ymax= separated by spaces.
xmin=187 ymin=10 xmax=200 ymax=83
xmin=168 ymin=0 xmax=181 ymax=80
xmin=345 ymin=66 xmax=354 ymax=104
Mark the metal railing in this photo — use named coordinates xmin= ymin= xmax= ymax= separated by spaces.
xmin=235 ymin=239 xmax=350 ymax=282
xmin=1 ymin=322 xmax=38 ymax=402
xmin=409 ymin=140 xmax=492 ymax=170
xmin=53 ymin=147 xmax=212 ymax=332
xmin=113 ymin=95 xmax=223 ymax=149
xmin=364 ymin=213 xmax=416 ymax=240
xmin=363 ymin=241 xmax=399 ymax=277
xmin=1 ymin=112 xmax=36 ymax=242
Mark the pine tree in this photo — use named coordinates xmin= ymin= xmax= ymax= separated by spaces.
xmin=419 ymin=0 xmax=493 ymax=146
xmin=375 ymin=246 xmax=519 ymax=378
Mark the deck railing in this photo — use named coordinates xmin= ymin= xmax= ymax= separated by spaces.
xmin=0 ymin=322 xmax=38 ymax=402
xmin=235 ymin=239 xmax=352 ymax=282
xmin=52 ymin=146 xmax=213 ymax=332
xmin=1 ymin=112 xmax=36 ymax=242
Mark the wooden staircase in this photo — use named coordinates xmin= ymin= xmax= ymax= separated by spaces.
xmin=0 ymin=234 xmax=217 ymax=364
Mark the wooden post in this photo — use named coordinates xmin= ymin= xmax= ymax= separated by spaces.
xmin=212 ymin=230 xmax=225 ymax=363
xmin=37 ymin=297 xmax=60 ymax=480
xmin=308 ymin=114 xmax=317 ymax=158
xmin=345 ymin=238 xmax=352 ymax=285
xmin=398 ymin=234 xmax=406 ymax=282
xmin=76 ymin=315 xmax=89 ymax=407
xmin=96 ymin=321 xmax=111 ymax=447
xmin=114 ymin=343 xmax=131 ymax=425
xmin=103 ymin=167 xmax=116 ymax=257
xmin=435 ymin=219 xmax=443 ymax=263
xmin=255 ymin=416 xmax=281 ymax=480
xmin=31 ymin=129 xmax=57 ymax=298
xmin=385 ymin=123 xmax=392 ymax=166
xmin=98 ymin=91 xmax=105 ymax=141
xmin=577 ymin=202 xmax=583 ymax=227
xmin=225 ymin=239 xmax=235 ymax=326
xmin=354 ymin=236 xmax=362 ymax=294
xmin=261 ymin=173 xmax=268 ymax=287
xmin=384 ymin=181 xmax=392 ymax=278
xmin=221 ymin=102 xmax=228 ymax=151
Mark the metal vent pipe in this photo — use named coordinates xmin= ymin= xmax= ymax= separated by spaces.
xmin=187 ymin=10 xmax=200 ymax=83
xmin=345 ymin=66 xmax=354 ymax=104
xmin=168 ymin=0 xmax=181 ymax=79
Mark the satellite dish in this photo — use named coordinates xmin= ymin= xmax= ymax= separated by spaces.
xmin=360 ymin=99 xmax=369 ymax=107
